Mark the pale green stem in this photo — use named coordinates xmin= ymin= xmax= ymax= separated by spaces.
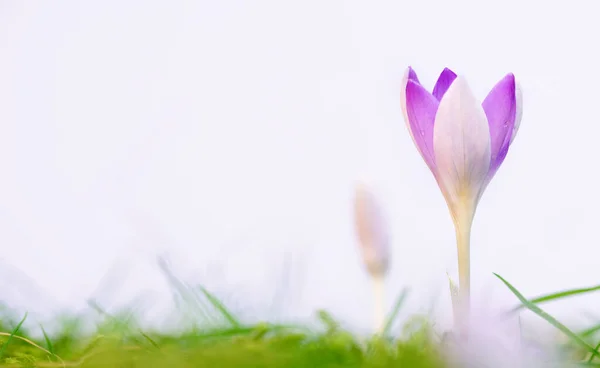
xmin=453 ymin=205 xmax=474 ymax=335
xmin=372 ymin=274 xmax=385 ymax=334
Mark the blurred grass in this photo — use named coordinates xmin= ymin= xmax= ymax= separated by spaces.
xmin=0 ymin=259 xmax=447 ymax=367
xmin=0 ymin=305 xmax=445 ymax=367
xmin=0 ymin=267 xmax=598 ymax=367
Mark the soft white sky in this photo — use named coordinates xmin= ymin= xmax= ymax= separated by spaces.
xmin=0 ymin=1 xmax=599 ymax=334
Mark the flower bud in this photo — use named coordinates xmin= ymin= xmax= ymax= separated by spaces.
xmin=353 ymin=184 xmax=390 ymax=278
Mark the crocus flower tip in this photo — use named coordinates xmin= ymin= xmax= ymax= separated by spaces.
xmin=441 ymin=66 xmax=456 ymax=75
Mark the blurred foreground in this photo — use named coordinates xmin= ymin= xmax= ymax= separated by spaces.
xmin=0 ymin=266 xmax=597 ymax=367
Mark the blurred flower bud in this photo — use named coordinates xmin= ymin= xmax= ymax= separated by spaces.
xmin=353 ymin=184 xmax=390 ymax=278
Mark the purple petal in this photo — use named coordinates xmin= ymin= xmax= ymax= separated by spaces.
xmin=482 ymin=73 xmax=517 ymax=179
xmin=432 ymin=67 xmax=458 ymax=101
xmin=405 ymin=80 xmax=439 ymax=171
xmin=407 ymin=66 xmax=421 ymax=84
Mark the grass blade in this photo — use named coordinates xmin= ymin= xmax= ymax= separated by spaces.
xmin=316 ymin=310 xmax=340 ymax=332
xmin=199 ymin=286 xmax=242 ymax=328
xmin=158 ymin=257 xmax=213 ymax=323
xmin=39 ymin=324 xmax=54 ymax=355
xmin=581 ymin=324 xmax=600 ymax=339
xmin=0 ymin=312 xmax=27 ymax=359
xmin=589 ymin=341 xmax=600 ymax=363
xmin=494 ymin=273 xmax=600 ymax=359
xmin=141 ymin=332 xmax=160 ymax=349
xmin=382 ymin=289 xmax=409 ymax=337
xmin=509 ymin=284 xmax=600 ymax=312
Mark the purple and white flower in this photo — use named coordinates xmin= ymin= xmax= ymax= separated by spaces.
xmin=400 ymin=67 xmax=523 ymax=322
xmin=401 ymin=66 xmax=522 ymax=219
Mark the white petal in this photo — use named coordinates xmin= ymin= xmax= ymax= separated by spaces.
xmin=510 ymin=80 xmax=523 ymax=144
xmin=400 ymin=68 xmax=417 ymax=144
xmin=433 ymin=76 xmax=491 ymax=211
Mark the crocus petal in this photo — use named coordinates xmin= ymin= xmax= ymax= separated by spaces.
xmin=405 ymin=80 xmax=439 ymax=172
xmin=433 ymin=76 xmax=491 ymax=212
xmin=407 ymin=66 xmax=420 ymax=83
xmin=400 ymin=67 xmax=421 ymax=145
xmin=482 ymin=74 xmax=516 ymax=179
xmin=511 ymin=81 xmax=523 ymax=144
xmin=432 ymin=67 xmax=458 ymax=101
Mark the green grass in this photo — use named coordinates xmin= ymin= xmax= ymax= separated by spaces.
xmin=0 ymin=271 xmax=598 ymax=367
xmin=0 ymin=308 xmax=445 ymax=367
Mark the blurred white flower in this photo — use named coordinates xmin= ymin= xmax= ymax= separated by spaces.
xmin=353 ymin=183 xmax=391 ymax=333
xmin=442 ymin=301 xmax=571 ymax=368
xmin=353 ymin=183 xmax=390 ymax=278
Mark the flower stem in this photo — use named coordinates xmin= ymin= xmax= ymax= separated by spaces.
xmin=454 ymin=207 xmax=474 ymax=335
xmin=372 ymin=274 xmax=385 ymax=334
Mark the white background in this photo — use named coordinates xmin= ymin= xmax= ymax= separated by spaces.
xmin=0 ymin=1 xmax=598 ymax=335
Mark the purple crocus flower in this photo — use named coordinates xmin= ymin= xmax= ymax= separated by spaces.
xmin=400 ymin=67 xmax=523 ymax=327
